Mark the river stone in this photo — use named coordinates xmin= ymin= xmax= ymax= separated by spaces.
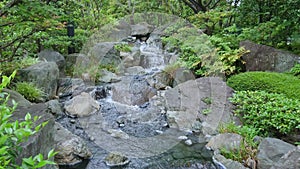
xmin=164 ymin=77 xmax=234 ymax=135
xmin=38 ymin=49 xmax=65 ymax=74
xmin=45 ymin=99 xmax=64 ymax=117
xmin=206 ymin=133 xmax=242 ymax=153
xmin=240 ymin=40 xmax=300 ymax=72
xmin=12 ymin=103 xmax=56 ymax=169
xmin=146 ymin=71 xmax=172 ymax=89
xmin=112 ymin=76 xmax=156 ymax=106
xmin=3 ymin=88 xmax=32 ymax=108
xmin=57 ymin=78 xmax=86 ymax=98
xmin=54 ymin=122 xmax=92 ymax=165
xmin=98 ymin=70 xmax=121 ymax=83
xmin=64 ymin=92 xmax=100 ymax=117
xmin=122 ymin=51 xmax=141 ymax=68
xmin=18 ymin=62 xmax=59 ymax=101
xmin=104 ymin=152 xmax=130 ymax=167
xmin=213 ymin=154 xmax=248 ymax=169
xmin=257 ymin=137 xmax=296 ymax=169
xmin=125 ymin=66 xmax=145 ymax=75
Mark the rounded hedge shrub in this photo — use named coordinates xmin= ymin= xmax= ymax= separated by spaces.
xmin=227 ymin=71 xmax=300 ymax=100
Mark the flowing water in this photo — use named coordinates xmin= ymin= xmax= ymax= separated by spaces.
xmin=57 ymin=35 xmax=217 ymax=169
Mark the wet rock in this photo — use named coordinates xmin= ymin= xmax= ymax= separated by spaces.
xmin=112 ymin=76 xmax=156 ymax=106
xmin=146 ymin=71 xmax=172 ymax=89
xmin=257 ymin=137 xmax=296 ymax=169
xmin=98 ymin=70 xmax=121 ymax=83
xmin=164 ymin=77 xmax=234 ymax=135
xmin=38 ymin=49 xmax=65 ymax=75
xmin=46 ymin=99 xmax=64 ymax=117
xmin=122 ymin=51 xmax=141 ymax=68
xmin=18 ymin=62 xmax=59 ymax=101
xmin=206 ymin=133 xmax=243 ymax=153
xmin=213 ymin=154 xmax=248 ymax=169
xmin=64 ymin=92 xmax=100 ymax=117
xmin=54 ymin=122 xmax=92 ymax=165
xmin=125 ymin=66 xmax=145 ymax=75
xmin=104 ymin=152 xmax=130 ymax=167
xmin=108 ymin=129 xmax=130 ymax=139
xmin=240 ymin=40 xmax=300 ymax=72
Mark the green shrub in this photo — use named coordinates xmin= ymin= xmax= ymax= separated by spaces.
xmin=14 ymin=82 xmax=44 ymax=102
xmin=0 ymin=57 xmax=39 ymax=76
xmin=0 ymin=72 xmax=56 ymax=169
xmin=114 ymin=43 xmax=132 ymax=52
xmin=227 ymin=72 xmax=300 ymax=100
xmin=290 ymin=64 xmax=300 ymax=77
xmin=230 ymin=90 xmax=300 ymax=136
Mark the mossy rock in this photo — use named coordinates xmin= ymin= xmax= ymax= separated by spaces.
xmin=227 ymin=71 xmax=300 ymax=100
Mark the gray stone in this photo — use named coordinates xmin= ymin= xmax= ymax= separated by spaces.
xmin=98 ymin=70 xmax=121 ymax=83
xmin=64 ymin=92 xmax=100 ymax=117
xmin=240 ymin=40 xmax=300 ymax=72
xmin=146 ymin=71 xmax=172 ymax=89
xmin=13 ymin=103 xmax=56 ymax=169
xmin=206 ymin=133 xmax=243 ymax=152
xmin=45 ymin=99 xmax=64 ymax=116
xmin=38 ymin=49 xmax=65 ymax=75
xmin=131 ymin=22 xmax=154 ymax=36
xmin=18 ymin=62 xmax=59 ymax=101
xmin=164 ymin=77 xmax=234 ymax=135
xmin=125 ymin=66 xmax=145 ymax=75
xmin=271 ymin=146 xmax=300 ymax=169
xmin=257 ymin=137 xmax=296 ymax=169
xmin=54 ymin=122 xmax=92 ymax=165
xmin=57 ymin=78 xmax=86 ymax=98
xmin=3 ymin=88 xmax=32 ymax=108
xmin=122 ymin=51 xmax=141 ymax=68
xmin=87 ymin=42 xmax=121 ymax=66
xmin=213 ymin=154 xmax=248 ymax=169
xmin=172 ymin=67 xmax=195 ymax=86
xmin=112 ymin=76 xmax=156 ymax=106
xmin=104 ymin=152 xmax=130 ymax=167
xmin=65 ymin=53 xmax=86 ymax=75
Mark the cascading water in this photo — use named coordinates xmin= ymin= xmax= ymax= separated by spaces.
xmin=57 ymin=34 xmax=217 ymax=169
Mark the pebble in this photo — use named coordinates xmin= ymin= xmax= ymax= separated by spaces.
xmin=184 ymin=139 xmax=193 ymax=146
xmin=70 ymin=119 xmax=76 ymax=123
xmin=178 ymin=136 xmax=188 ymax=140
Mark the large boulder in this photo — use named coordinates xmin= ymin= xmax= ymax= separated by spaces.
xmin=54 ymin=122 xmax=92 ymax=165
xmin=272 ymin=146 xmax=300 ymax=169
xmin=38 ymin=49 xmax=65 ymax=75
xmin=164 ymin=77 xmax=234 ymax=135
xmin=12 ymin=103 xmax=56 ymax=169
xmin=112 ymin=76 xmax=157 ymax=106
xmin=3 ymin=88 xmax=32 ymax=108
xmin=257 ymin=137 xmax=296 ymax=169
xmin=87 ymin=42 xmax=121 ymax=66
xmin=240 ymin=40 xmax=300 ymax=72
xmin=130 ymin=22 xmax=154 ymax=36
xmin=64 ymin=92 xmax=100 ymax=117
xmin=206 ymin=133 xmax=243 ymax=152
xmin=18 ymin=62 xmax=59 ymax=101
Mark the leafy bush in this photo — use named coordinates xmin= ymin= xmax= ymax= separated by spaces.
xmin=14 ymin=82 xmax=44 ymax=102
xmin=0 ymin=57 xmax=39 ymax=76
xmin=227 ymin=72 xmax=300 ymax=100
xmin=230 ymin=90 xmax=300 ymax=136
xmin=0 ymin=72 xmax=56 ymax=168
xmin=290 ymin=64 xmax=300 ymax=77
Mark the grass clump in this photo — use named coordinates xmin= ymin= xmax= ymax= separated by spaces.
xmin=14 ymin=82 xmax=44 ymax=102
xmin=227 ymin=71 xmax=300 ymax=100
xmin=114 ymin=43 xmax=132 ymax=52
